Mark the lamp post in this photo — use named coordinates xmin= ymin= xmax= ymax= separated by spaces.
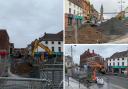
xmin=70 ymin=45 xmax=76 ymax=76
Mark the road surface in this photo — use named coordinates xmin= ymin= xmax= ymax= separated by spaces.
xmin=65 ymin=75 xmax=128 ymax=89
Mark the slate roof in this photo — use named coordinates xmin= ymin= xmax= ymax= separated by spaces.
xmin=39 ymin=31 xmax=63 ymax=41
xmin=110 ymin=50 xmax=128 ymax=59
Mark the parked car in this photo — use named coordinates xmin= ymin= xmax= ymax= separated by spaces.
xmin=96 ymin=77 xmax=104 ymax=85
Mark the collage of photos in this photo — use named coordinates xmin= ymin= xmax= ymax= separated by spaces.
xmin=0 ymin=0 xmax=127 ymax=89
xmin=65 ymin=0 xmax=128 ymax=89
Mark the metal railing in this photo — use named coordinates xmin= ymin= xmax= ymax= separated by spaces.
xmin=0 ymin=77 xmax=52 ymax=89
xmin=40 ymin=64 xmax=63 ymax=89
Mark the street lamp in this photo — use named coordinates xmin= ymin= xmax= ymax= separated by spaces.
xmin=70 ymin=45 xmax=76 ymax=76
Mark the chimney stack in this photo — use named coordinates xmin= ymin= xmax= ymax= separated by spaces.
xmin=92 ymin=50 xmax=94 ymax=54
xmin=87 ymin=49 xmax=90 ymax=52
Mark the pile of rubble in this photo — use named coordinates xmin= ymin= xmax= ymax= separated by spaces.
xmin=65 ymin=26 xmax=109 ymax=44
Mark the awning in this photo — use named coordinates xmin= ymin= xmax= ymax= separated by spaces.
xmin=74 ymin=16 xmax=84 ymax=20
xmin=112 ymin=66 xmax=128 ymax=68
xmin=0 ymin=52 xmax=9 ymax=56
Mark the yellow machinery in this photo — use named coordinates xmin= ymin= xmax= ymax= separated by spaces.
xmin=30 ymin=39 xmax=52 ymax=62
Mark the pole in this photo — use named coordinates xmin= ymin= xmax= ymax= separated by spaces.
xmin=75 ymin=21 xmax=78 ymax=44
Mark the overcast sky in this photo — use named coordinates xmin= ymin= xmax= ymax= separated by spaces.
xmin=0 ymin=0 xmax=63 ymax=48
xmin=65 ymin=44 xmax=128 ymax=64
xmin=90 ymin=0 xmax=128 ymax=19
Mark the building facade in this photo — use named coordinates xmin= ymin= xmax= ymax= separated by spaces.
xmin=0 ymin=30 xmax=10 ymax=60
xmin=38 ymin=31 xmax=63 ymax=53
xmin=80 ymin=49 xmax=104 ymax=67
xmin=0 ymin=30 xmax=10 ymax=76
xmin=107 ymin=50 xmax=128 ymax=75
xmin=82 ymin=0 xmax=90 ymax=20
xmin=65 ymin=55 xmax=74 ymax=76
xmin=65 ymin=0 xmax=84 ymax=30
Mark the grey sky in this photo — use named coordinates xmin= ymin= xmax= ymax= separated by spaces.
xmin=0 ymin=0 xmax=63 ymax=48
xmin=65 ymin=44 xmax=128 ymax=64
xmin=90 ymin=0 xmax=128 ymax=19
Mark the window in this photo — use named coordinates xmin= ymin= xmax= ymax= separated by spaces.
xmin=122 ymin=58 xmax=124 ymax=60
xmin=74 ymin=10 xmax=75 ymax=14
xmin=45 ymin=41 xmax=48 ymax=44
xmin=122 ymin=62 xmax=124 ymax=66
xmin=68 ymin=18 xmax=72 ymax=26
xmin=51 ymin=41 xmax=54 ymax=44
xmin=58 ymin=47 xmax=61 ymax=52
xmin=118 ymin=62 xmax=119 ymax=66
xmin=69 ymin=8 xmax=71 ymax=14
xmin=52 ymin=47 xmax=54 ymax=52
xmin=58 ymin=41 xmax=61 ymax=44
xmin=113 ymin=62 xmax=115 ymax=66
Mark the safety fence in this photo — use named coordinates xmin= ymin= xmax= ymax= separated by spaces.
xmin=0 ymin=77 xmax=52 ymax=89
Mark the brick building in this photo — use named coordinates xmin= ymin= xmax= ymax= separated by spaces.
xmin=80 ymin=49 xmax=104 ymax=68
xmin=0 ymin=30 xmax=10 ymax=76
xmin=82 ymin=0 xmax=90 ymax=20
xmin=0 ymin=30 xmax=10 ymax=60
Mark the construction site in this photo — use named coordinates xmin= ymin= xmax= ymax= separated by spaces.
xmin=65 ymin=0 xmax=128 ymax=44
xmin=0 ymin=30 xmax=63 ymax=89
xmin=65 ymin=17 xmax=128 ymax=44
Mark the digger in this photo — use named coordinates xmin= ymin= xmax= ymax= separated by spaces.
xmin=86 ymin=61 xmax=105 ymax=83
xmin=10 ymin=39 xmax=58 ymax=77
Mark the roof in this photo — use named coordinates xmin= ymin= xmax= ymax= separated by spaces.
xmin=0 ymin=30 xmax=9 ymax=50
xmin=110 ymin=50 xmax=128 ymax=59
xmin=39 ymin=31 xmax=63 ymax=41
xmin=69 ymin=0 xmax=83 ymax=8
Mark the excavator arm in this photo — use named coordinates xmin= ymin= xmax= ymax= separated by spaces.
xmin=31 ymin=39 xmax=52 ymax=58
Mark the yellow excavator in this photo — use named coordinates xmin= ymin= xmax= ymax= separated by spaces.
xmin=28 ymin=39 xmax=53 ymax=64
xmin=11 ymin=39 xmax=53 ymax=74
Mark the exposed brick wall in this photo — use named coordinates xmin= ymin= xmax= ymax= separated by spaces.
xmin=0 ymin=30 xmax=9 ymax=50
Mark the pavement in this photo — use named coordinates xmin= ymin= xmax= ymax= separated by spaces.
xmin=65 ymin=77 xmax=88 ymax=89
xmin=65 ymin=75 xmax=128 ymax=89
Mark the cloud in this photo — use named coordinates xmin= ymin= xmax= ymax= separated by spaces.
xmin=0 ymin=0 xmax=63 ymax=48
xmin=90 ymin=0 xmax=128 ymax=17
xmin=65 ymin=45 xmax=128 ymax=64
